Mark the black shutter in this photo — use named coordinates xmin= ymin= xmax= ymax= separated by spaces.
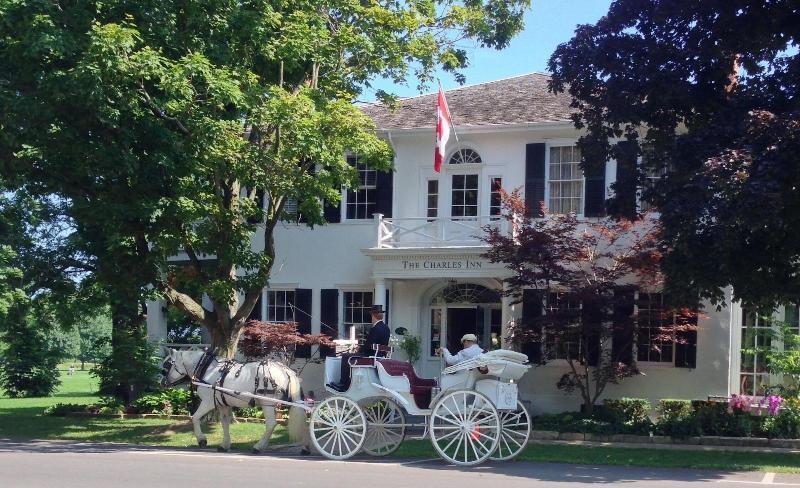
xmin=525 ymin=143 xmax=546 ymax=217
xmin=582 ymin=297 xmax=602 ymax=367
xmin=584 ymin=160 xmax=606 ymax=217
xmin=323 ymin=196 xmax=341 ymax=223
xmin=612 ymin=287 xmax=636 ymax=365
xmin=248 ymin=292 xmax=262 ymax=321
xmin=675 ymin=313 xmax=698 ymax=368
xmin=610 ymin=141 xmax=638 ymax=219
xmin=384 ymin=289 xmax=390 ymax=326
xmin=521 ymin=289 xmax=544 ymax=363
xmin=320 ymin=289 xmax=339 ymax=357
xmin=294 ymin=288 xmax=312 ymax=358
xmin=375 ymin=169 xmax=393 ymax=218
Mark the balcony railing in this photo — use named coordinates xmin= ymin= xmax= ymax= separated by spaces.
xmin=374 ymin=214 xmax=507 ymax=249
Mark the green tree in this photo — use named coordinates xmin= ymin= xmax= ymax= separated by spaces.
xmin=547 ymin=0 xmax=800 ymax=308
xmin=74 ymin=313 xmax=113 ymax=370
xmin=0 ymin=0 xmax=531 ymax=357
xmin=0 ymin=190 xmax=84 ymax=397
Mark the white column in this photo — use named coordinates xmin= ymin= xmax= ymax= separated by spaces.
xmin=146 ymin=299 xmax=168 ymax=343
xmin=374 ymin=278 xmax=386 ymax=307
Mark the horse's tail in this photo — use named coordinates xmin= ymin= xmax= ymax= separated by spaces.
xmin=286 ymin=371 xmax=307 ymax=445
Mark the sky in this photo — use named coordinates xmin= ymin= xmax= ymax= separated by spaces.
xmin=364 ymin=0 xmax=613 ymax=102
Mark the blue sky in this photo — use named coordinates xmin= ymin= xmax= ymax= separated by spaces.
xmin=364 ymin=0 xmax=612 ymax=101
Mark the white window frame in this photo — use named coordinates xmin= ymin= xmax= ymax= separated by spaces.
xmin=488 ymin=175 xmax=503 ymax=219
xmin=426 ymin=177 xmax=440 ymax=219
xmin=342 ymin=289 xmax=374 ymax=341
xmin=545 ymin=143 xmax=586 ymax=217
xmin=265 ymin=289 xmax=296 ymax=323
xmin=635 ymin=291 xmax=676 ymax=366
xmin=343 ymin=155 xmax=378 ymax=222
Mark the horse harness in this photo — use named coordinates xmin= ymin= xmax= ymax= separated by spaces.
xmin=206 ymin=357 xmax=286 ymax=408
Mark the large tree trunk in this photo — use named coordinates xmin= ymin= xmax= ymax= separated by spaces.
xmin=108 ymin=294 xmax=146 ymax=405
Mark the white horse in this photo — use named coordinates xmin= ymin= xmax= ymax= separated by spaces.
xmin=160 ymin=348 xmax=308 ymax=453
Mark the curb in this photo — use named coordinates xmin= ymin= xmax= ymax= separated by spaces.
xmin=531 ymin=430 xmax=800 ymax=449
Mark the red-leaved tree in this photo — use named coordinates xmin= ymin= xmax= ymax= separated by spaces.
xmin=239 ymin=321 xmax=334 ymax=365
xmin=483 ymin=190 xmax=698 ymax=413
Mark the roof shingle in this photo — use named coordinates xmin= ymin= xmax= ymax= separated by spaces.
xmin=360 ymin=73 xmax=574 ymax=130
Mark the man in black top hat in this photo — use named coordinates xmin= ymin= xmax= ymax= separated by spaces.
xmin=329 ymin=304 xmax=390 ymax=392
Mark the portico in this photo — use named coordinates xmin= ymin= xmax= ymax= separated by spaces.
xmin=364 ymin=246 xmax=514 ymax=377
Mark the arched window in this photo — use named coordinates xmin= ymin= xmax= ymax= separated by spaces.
xmin=448 ymin=148 xmax=482 ymax=165
xmin=431 ymin=283 xmax=500 ymax=305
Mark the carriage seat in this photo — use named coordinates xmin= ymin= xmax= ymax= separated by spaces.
xmin=376 ymin=360 xmax=437 ymax=409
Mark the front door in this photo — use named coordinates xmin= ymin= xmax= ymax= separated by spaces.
xmin=446 ymin=307 xmax=479 ymax=353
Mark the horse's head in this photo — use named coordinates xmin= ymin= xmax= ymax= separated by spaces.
xmin=160 ymin=348 xmax=189 ymax=387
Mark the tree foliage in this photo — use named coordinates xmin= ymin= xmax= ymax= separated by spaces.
xmin=482 ymin=191 xmax=694 ymax=413
xmin=548 ymin=0 xmax=800 ymax=308
xmin=239 ymin=320 xmax=334 ymax=364
xmin=0 ymin=0 xmax=530 ymax=357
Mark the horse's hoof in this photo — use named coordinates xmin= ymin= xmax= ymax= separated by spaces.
xmin=300 ymin=447 xmax=311 ymax=456
xmin=217 ymin=447 xmax=229 ymax=453
xmin=251 ymin=448 xmax=262 ymax=455
xmin=198 ymin=439 xmax=207 ymax=448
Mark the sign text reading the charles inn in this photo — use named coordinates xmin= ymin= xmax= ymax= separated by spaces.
xmin=401 ymin=259 xmax=483 ymax=270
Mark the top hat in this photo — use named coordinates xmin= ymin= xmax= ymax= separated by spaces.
xmin=370 ymin=305 xmax=385 ymax=315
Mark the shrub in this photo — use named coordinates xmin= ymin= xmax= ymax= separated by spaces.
xmin=655 ymin=399 xmax=700 ymax=438
xmin=235 ymin=406 xmax=265 ymax=419
xmin=603 ymin=398 xmax=653 ymax=434
xmin=96 ymin=396 xmax=125 ymax=415
xmin=132 ymin=388 xmax=193 ymax=415
xmin=657 ymin=399 xmax=692 ymax=420
xmin=44 ymin=403 xmax=90 ymax=416
xmin=762 ymin=399 xmax=800 ymax=439
xmin=0 ymin=307 xmax=62 ymax=398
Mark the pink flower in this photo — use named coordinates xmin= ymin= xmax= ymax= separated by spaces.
xmin=767 ymin=395 xmax=782 ymax=416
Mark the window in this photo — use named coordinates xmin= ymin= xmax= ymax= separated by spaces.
xmin=345 ymin=155 xmax=377 ymax=220
xmin=448 ymin=148 xmax=482 ymax=165
xmin=548 ymin=146 xmax=584 ymax=215
xmin=785 ymin=303 xmax=799 ymax=330
xmin=489 ymin=177 xmax=503 ymax=218
xmin=430 ymin=308 xmax=443 ymax=356
xmin=741 ymin=311 xmax=772 ymax=395
xmin=639 ymin=147 xmax=667 ymax=212
xmin=637 ymin=293 xmax=674 ymax=363
xmin=344 ymin=291 xmax=373 ymax=341
xmin=544 ymin=292 xmax=581 ymax=360
xmin=451 ymin=174 xmax=479 ymax=217
xmin=266 ymin=290 xmax=295 ymax=323
xmin=427 ymin=179 xmax=439 ymax=219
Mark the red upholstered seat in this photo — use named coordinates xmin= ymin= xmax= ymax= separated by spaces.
xmin=377 ymin=359 xmax=437 ymax=409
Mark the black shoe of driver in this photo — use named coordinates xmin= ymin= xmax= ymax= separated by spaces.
xmin=327 ymin=382 xmax=348 ymax=392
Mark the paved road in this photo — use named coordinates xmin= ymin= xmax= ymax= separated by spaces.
xmin=2 ymin=439 xmax=800 ymax=487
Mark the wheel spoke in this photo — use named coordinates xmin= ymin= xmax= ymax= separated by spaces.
xmin=433 ymin=413 xmax=461 ymax=427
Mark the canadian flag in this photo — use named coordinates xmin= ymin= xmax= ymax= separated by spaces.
xmin=434 ymin=86 xmax=452 ymax=173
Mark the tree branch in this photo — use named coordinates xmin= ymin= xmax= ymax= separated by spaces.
xmin=138 ymin=81 xmax=190 ymax=136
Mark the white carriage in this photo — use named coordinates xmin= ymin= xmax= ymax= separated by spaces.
xmin=309 ymin=347 xmax=532 ymax=466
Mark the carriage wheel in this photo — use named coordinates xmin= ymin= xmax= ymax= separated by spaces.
xmin=361 ymin=398 xmax=406 ymax=456
xmin=309 ymin=396 xmax=366 ymax=460
xmin=429 ymin=390 xmax=500 ymax=466
xmin=490 ymin=400 xmax=531 ymax=461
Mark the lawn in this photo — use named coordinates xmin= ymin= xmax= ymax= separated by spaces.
xmin=0 ymin=368 xmax=287 ymax=450
xmin=3 ymin=371 xmax=800 ymax=473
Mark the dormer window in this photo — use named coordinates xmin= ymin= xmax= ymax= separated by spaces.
xmin=448 ymin=148 xmax=482 ymax=165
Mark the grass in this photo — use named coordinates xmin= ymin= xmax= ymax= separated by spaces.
xmin=3 ymin=372 xmax=800 ymax=472
xmin=0 ymin=368 xmax=287 ymax=450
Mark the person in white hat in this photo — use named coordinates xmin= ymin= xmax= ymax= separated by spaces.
xmin=437 ymin=333 xmax=483 ymax=366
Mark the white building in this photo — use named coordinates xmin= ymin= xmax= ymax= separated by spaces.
xmin=147 ymin=73 xmax=796 ymax=413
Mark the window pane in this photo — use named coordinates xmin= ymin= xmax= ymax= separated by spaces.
xmin=428 ymin=180 xmax=438 ymax=193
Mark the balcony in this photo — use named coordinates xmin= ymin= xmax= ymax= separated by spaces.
xmin=374 ymin=214 xmax=508 ymax=249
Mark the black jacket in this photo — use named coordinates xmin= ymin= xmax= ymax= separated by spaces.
xmin=362 ymin=320 xmax=390 ymax=355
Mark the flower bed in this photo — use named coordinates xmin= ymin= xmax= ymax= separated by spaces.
xmin=533 ymin=395 xmax=800 ymax=440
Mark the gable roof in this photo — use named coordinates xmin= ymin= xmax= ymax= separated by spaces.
xmin=360 ymin=73 xmax=574 ymax=130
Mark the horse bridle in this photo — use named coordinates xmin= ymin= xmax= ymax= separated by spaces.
xmin=161 ymin=354 xmax=191 ymax=387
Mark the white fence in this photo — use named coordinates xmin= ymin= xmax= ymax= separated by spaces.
xmin=376 ymin=214 xmax=507 ymax=248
